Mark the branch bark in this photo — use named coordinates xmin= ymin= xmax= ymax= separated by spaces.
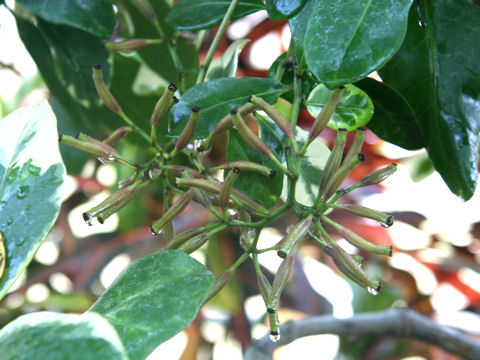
xmin=244 ymin=307 xmax=480 ymax=360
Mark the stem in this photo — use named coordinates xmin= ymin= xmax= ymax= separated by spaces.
xmin=119 ymin=112 xmax=165 ymax=154
xmin=229 ymin=204 xmax=289 ymax=229
xmin=196 ymin=0 xmax=240 ymax=83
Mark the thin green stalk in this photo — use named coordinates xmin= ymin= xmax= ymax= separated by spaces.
xmin=229 ymin=204 xmax=289 ymax=229
xmin=196 ymin=0 xmax=240 ymax=83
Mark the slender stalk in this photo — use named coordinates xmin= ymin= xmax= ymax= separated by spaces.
xmin=196 ymin=0 xmax=240 ymax=83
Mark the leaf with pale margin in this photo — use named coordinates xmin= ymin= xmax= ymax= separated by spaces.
xmin=306 ymin=84 xmax=373 ymax=131
xmin=379 ymin=1 xmax=480 ymax=200
xmin=16 ymin=0 xmax=115 ymax=37
xmin=0 ymin=312 xmax=128 ymax=360
xmin=304 ymin=0 xmax=413 ymax=89
xmin=0 ymin=101 xmax=65 ymax=300
xmin=165 ymin=0 xmax=265 ymax=31
xmin=266 ymin=0 xmax=306 ymax=20
xmin=90 ymin=251 xmax=214 ymax=360
xmin=205 ymin=39 xmax=250 ymax=81
xmin=171 ymin=77 xmax=287 ymax=139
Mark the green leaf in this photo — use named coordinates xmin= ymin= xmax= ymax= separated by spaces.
xmin=16 ymin=0 xmax=115 ymax=37
xmin=355 ymin=78 xmax=423 ymax=150
xmin=306 ymin=83 xmax=373 ymax=131
xmin=304 ymin=0 xmax=413 ymax=89
xmin=205 ymin=39 xmax=250 ymax=81
xmin=0 ymin=102 xmax=65 ymax=300
xmin=288 ymin=0 xmax=314 ymax=69
xmin=165 ymin=0 xmax=265 ymax=31
xmin=379 ymin=1 xmax=480 ymax=200
xmin=90 ymin=251 xmax=215 ymax=360
xmin=0 ymin=312 xmax=128 ymax=360
xmin=227 ymin=123 xmax=283 ymax=208
xmin=266 ymin=0 xmax=306 ymax=20
xmin=171 ymin=77 xmax=287 ymax=139
xmin=281 ymin=127 xmax=331 ymax=206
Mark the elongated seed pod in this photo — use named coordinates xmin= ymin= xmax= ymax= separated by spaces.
xmin=276 ymin=218 xmax=312 ymax=258
xmin=319 ymin=129 xmax=347 ymax=191
xmin=106 ymin=39 xmax=161 ymax=52
xmin=165 ymin=228 xmax=205 ymax=250
xmin=220 ymin=167 xmax=240 ymax=210
xmin=60 ymin=135 xmax=118 ymax=161
xmin=308 ymin=86 xmax=345 ymax=142
xmin=203 ymin=269 xmax=233 ymax=304
xmin=150 ymin=190 xmax=194 ymax=235
xmin=342 ymin=127 xmax=365 ymax=167
xmin=133 ymin=0 xmax=158 ymax=23
xmin=82 ymin=184 xmax=140 ymax=225
xmin=177 ymin=233 xmax=210 ymax=254
xmin=269 ymin=248 xmax=296 ymax=304
xmin=174 ymin=106 xmax=201 ymax=152
xmin=249 ymin=95 xmax=294 ymax=139
xmin=331 ymin=204 xmax=394 ymax=227
xmin=321 ymin=215 xmax=392 ymax=256
xmin=230 ymin=109 xmax=272 ymax=156
xmin=358 ymin=164 xmax=397 ymax=187
xmin=150 ymin=83 xmax=177 ymax=126
xmin=323 ymin=153 xmax=366 ymax=200
xmin=257 ymin=271 xmax=273 ymax=306
xmin=208 ymin=161 xmax=276 ymax=178
xmin=92 ymin=65 xmax=124 ymax=115
xmin=103 ymin=127 xmax=130 ymax=146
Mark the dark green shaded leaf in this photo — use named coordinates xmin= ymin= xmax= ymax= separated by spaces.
xmin=205 ymin=39 xmax=250 ymax=81
xmin=226 ymin=121 xmax=283 ymax=208
xmin=0 ymin=312 xmax=128 ymax=360
xmin=171 ymin=77 xmax=287 ymax=139
xmin=165 ymin=0 xmax=265 ymax=31
xmin=266 ymin=0 xmax=306 ymax=21
xmin=379 ymin=1 xmax=480 ymax=200
xmin=16 ymin=0 xmax=115 ymax=37
xmin=288 ymin=0 xmax=314 ymax=69
xmin=356 ymin=78 xmax=423 ymax=150
xmin=304 ymin=0 xmax=413 ymax=89
xmin=90 ymin=251 xmax=214 ymax=360
xmin=306 ymin=84 xmax=373 ymax=131
xmin=0 ymin=102 xmax=65 ymax=300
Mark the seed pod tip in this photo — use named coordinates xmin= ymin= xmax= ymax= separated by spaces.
xmin=266 ymin=307 xmax=276 ymax=314
xmin=168 ymin=83 xmax=177 ymax=92
xmin=93 ymin=64 xmax=102 ymax=70
xmin=230 ymin=109 xmax=238 ymax=115
xmin=192 ymin=106 xmax=201 ymax=112
xmin=269 ymin=170 xmax=276 ymax=178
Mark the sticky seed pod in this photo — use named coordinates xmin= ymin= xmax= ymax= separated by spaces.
xmin=165 ymin=227 xmax=205 ymax=249
xmin=103 ymin=127 xmax=130 ymax=146
xmin=358 ymin=163 xmax=397 ymax=187
xmin=150 ymin=83 xmax=177 ymax=126
xmin=92 ymin=65 xmax=123 ymax=115
xmin=177 ymin=233 xmax=210 ymax=254
xmin=133 ymin=0 xmax=158 ymax=23
xmin=276 ymin=218 xmax=312 ymax=258
xmin=60 ymin=135 xmax=118 ymax=161
xmin=270 ymin=249 xmax=296 ymax=302
xmin=342 ymin=127 xmax=366 ymax=167
xmin=230 ymin=110 xmax=272 ymax=157
xmin=106 ymin=38 xmax=160 ymax=52
xmin=203 ymin=269 xmax=233 ymax=303
xmin=308 ymin=86 xmax=345 ymax=142
xmin=249 ymin=95 xmax=294 ymax=139
xmin=333 ymin=204 xmax=394 ymax=227
xmin=323 ymin=153 xmax=366 ymax=200
xmin=174 ymin=106 xmax=201 ymax=152
xmin=320 ymin=129 xmax=347 ymax=191
xmin=150 ymin=190 xmax=194 ymax=235
xmin=257 ymin=272 xmax=273 ymax=306
xmin=211 ymin=161 xmax=275 ymax=178
xmin=220 ymin=167 xmax=240 ymax=210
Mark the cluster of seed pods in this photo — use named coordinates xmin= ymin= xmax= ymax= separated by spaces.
xmin=61 ymin=66 xmax=397 ymax=342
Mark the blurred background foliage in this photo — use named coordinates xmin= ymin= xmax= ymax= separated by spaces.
xmin=1 ymin=1 xmax=480 ymax=359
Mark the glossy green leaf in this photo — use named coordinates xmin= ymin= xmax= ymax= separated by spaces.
xmin=306 ymin=84 xmax=373 ymax=131
xmin=266 ymin=0 xmax=306 ymax=21
xmin=304 ymin=0 xmax=413 ymax=89
xmin=16 ymin=0 xmax=115 ymax=37
xmin=165 ymin=0 xmax=265 ymax=31
xmin=379 ymin=1 xmax=480 ymax=200
xmin=281 ymin=127 xmax=331 ymax=206
xmin=171 ymin=77 xmax=287 ymax=139
xmin=205 ymin=39 xmax=250 ymax=81
xmin=288 ymin=0 xmax=314 ymax=69
xmin=90 ymin=251 xmax=215 ymax=360
xmin=355 ymin=78 xmax=423 ymax=150
xmin=0 ymin=312 xmax=128 ymax=360
xmin=0 ymin=102 xmax=66 ymax=300
xmin=226 ymin=120 xmax=284 ymax=208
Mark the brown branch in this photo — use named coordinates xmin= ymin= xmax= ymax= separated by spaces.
xmin=245 ymin=307 xmax=480 ymax=360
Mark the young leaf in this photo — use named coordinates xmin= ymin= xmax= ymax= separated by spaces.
xmin=380 ymin=1 xmax=480 ymax=200
xmin=304 ymin=0 xmax=413 ymax=89
xmin=171 ymin=77 xmax=287 ymax=139
xmin=0 ymin=102 xmax=66 ymax=300
xmin=266 ymin=0 xmax=306 ymax=21
xmin=0 ymin=312 xmax=128 ymax=360
xmin=16 ymin=0 xmax=115 ymax=37
xmin=205 ymin=39 xmax=250 ymax=81
xmin=165 ymin=0 xmax=265 ymax=31
xmin=90 ymin=251 xmax=215 ymax=360
xmin=306 ymin=84 xmax=373 ymax=131
xmin=355 ymin=77 xmax=424 ymax=150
